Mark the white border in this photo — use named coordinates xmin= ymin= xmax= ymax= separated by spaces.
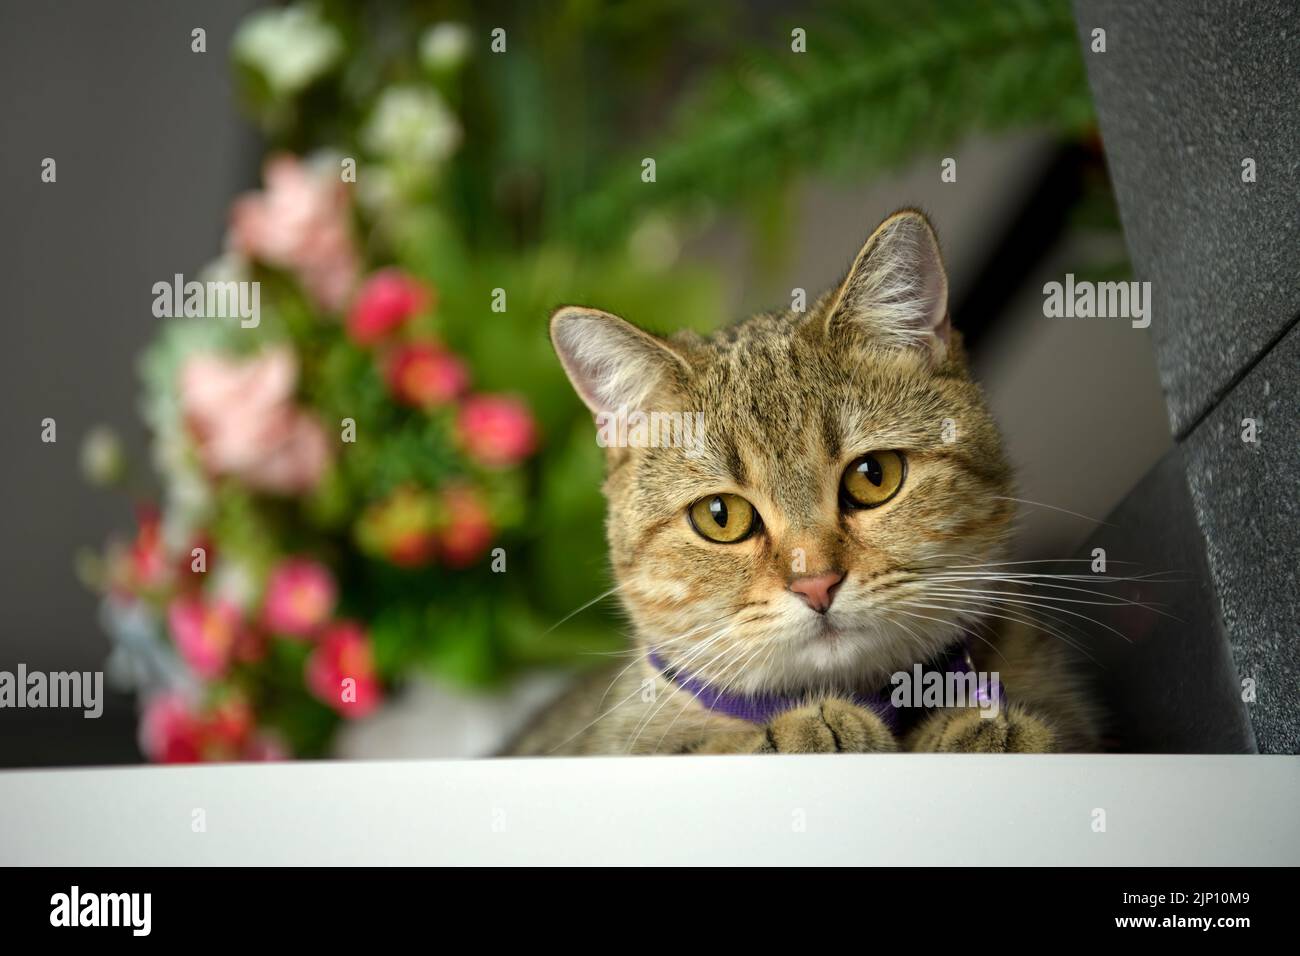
xmin=1 ymin=755 xmax=1296 ymax=865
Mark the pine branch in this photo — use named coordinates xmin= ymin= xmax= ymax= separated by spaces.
xmin=566 ymin=0 xmax=1093 ymax=244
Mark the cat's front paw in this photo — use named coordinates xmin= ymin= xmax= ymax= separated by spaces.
xmin=685 ymin=700 xmax=897 ymax=754
xmin=760 ymin=699 xmax=899 ymax=753
xmin=906 ymin=705 xmax=1057 ymax=753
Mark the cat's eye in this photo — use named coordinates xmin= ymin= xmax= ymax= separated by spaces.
xmin=841 ymin=451 xmax=906 ymax=509
xmin=688 ymin=494 xmax=759 ymax=544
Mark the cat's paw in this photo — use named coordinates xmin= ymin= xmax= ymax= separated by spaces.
xmin=906 ymin=705 xmax=1057 ymax=753
xmin=683 ymin=700 xmax=897 ymax=754
xmin=760 ymin=699 xmax=899 ymax=753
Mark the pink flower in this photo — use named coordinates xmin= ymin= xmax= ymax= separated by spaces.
xmin=168 ymin=596 xmax=246 ymax=679
xmin=439 ymin=484 xmax=494 ymax=568
xmin=139 ymin=692 xmax=204 ymax=763
xmin=457 ymin=394 xmax=538 ymax=468
xmin=139 ymin=692 xmax=285 ymax=763
xmin=385 ymin=341 xmax=468 ymax=408
xmin=179 ymin=346 xmax=331 ymax=494
xmin=306 ymin=621 xmax=382 ymax=718
xmin=347 ymin=269 xmax=433 ymax=345
xmin=228 ymin=154 xmax=359 ymax=311
xmin=263 ymin=558 xmax=336 ymax=638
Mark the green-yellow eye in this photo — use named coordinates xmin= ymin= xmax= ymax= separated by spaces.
xmin=841 ymin=451 xmax=906 ymax=508
xmin=688 ymin=494 xmax=758 ymax=544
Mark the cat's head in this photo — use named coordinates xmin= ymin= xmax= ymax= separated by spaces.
xmin=551 ymin=210 xmax=1015 ymax=694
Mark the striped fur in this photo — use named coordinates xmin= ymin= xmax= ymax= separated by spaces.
xmin=506 ymin=211 xmax=1099 ymax=755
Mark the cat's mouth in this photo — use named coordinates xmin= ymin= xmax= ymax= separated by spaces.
xmin=814 ymin=618 xmax=841 ymax=637
xmin=810 ymin=614 xmax=851 ymax=643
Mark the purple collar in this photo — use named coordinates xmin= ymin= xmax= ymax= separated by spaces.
xmin=646 ymin=638 xmax=996 ymax=733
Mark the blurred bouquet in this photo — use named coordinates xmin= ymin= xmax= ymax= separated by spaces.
xmin=78 ymin=6 xmax=599 ymax=761
xmin=84 ymin=141 xmax=541 ymax=758
xmin=79 ymin=1 xmax=1099 ymax=760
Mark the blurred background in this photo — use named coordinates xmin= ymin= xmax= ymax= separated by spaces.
xmin=0 ymin=0 xmax=1175 ymax=766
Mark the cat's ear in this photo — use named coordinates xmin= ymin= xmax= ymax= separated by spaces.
xmin=824 ymin=209 xmax=950 ymax=359
xmin=550 ymin=306 xmax=691 ymax=415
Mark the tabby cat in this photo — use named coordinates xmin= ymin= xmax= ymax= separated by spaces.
xmin=507 ymin=210 xmax=1099 ymax=755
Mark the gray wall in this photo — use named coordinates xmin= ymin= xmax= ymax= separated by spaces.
xmin=0 ymin=0 xmax=259 ymax=760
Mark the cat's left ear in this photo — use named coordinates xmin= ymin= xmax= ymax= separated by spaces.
xmin=550 ymin=306 xmax=692 ymax=416
xmin=824 ymin=209 xmax=950 ymax=360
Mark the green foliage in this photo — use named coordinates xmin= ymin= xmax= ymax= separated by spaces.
xmin=569 ymin=0 xmax=1093 ymax=243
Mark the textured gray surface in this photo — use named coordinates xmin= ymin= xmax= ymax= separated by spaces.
xmin=1075 ymin=0 xmax=1300 ymax=436
xmin=1070 ymin=448 xmax=1254 ymax=753
xmin=1184 ymin=323 xmax=1300 ymax=753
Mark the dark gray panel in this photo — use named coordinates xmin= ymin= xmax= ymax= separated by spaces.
xmin=0 ymin=0 xmax=259 ymax=673
xmin=1070 ymin=449 xmax=1254 ymax=753
xmin=1075 ymin=0 xmax=1300 ymax=435
xmin=1184 ymin=323 xmax=1300 ymax=753
xmin=0 ymin=0 xmax=258 ymax=765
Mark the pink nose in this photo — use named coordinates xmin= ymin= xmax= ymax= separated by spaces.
xmin=789 ymin=572 xmax=844 ymax=613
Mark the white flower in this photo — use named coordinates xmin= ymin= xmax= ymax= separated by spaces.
xmin=234 ymin=4 xmax=342 ymax=99
xmin=80 ymin=426 xmax=125 ymax=486
xmin=420 ymin=23 xmax=472 ymax=72
xmin=211 ymin=560 xmax=260 ymax=612
xmin=363 ymin=86 xmax=461 ymax=166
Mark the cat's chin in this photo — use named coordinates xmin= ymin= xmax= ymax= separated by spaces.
xmin=749 ymin=609 xmax=964 ymax=695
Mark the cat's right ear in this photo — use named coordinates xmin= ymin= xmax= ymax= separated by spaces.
xmin=823 ymin=209 xmax=950 ymax=361
xmin=550 ymin=307 xmax=691 ymax=415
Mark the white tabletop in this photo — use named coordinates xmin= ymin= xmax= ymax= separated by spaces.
xmin=1 ymin=755 xmax=1296 ymax=865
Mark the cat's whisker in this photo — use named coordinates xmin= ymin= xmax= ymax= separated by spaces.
xmin=622 ymin=622 xmax=747 ymax=749
xmin=990 ymin=495 xmax=1117 ymax=527
xmin=628 ymin=604 xmax=782 ymax=751
xmin=924 ymin=587 xmax=1138 ymax=642
xmin=895 ymin=597 xmax=1057 ymax=663
xmin=591 ymin=613 xmax=737 ymax=716
xmin=925 ymin=574 xmax=1186 ymax=618
xmin=904 ymin=590 xmax=1083 ymax=647
xmin=903 ymin=594 xmax=1101 ymax=662
xmin=545 ymin=682 xmax=651 ymax=755
xmin=542 ymin=582 xmax=627 ymax=636
xmin=887 ymin=601 xmax=1010 ymax=665
xmin=927 ymin=581 xmax=1177 ymax=617
xmin=650 ymin=633 xmax=776 ymax=752
xmin=935 ymin=557 xmax=1142 ymax=569
xmin=929 ymin=569 xmax=1184 ymax=585
xmin=878 ymin=609 xmax=939 ymax=660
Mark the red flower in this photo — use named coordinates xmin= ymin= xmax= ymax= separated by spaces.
xmin=355 ymin=486 xmax=441 ymax=568
xmin=306 ymin=622 xmax=382 ymax=718
xmin=127 ymin=507 xmax=169 ymax=592
xmin=457 ymin=394 xmax=538 ymax=468
xmin=386 ymin=531 xmax=439 ymax=568
xmin=139 ymin=693 xmax=204 ymax=763
xmin=204 ymin=695 xmax=256 ymax=755
xmin=385 ymin=341 xmax=469 ymax=408
xmin=439 ymin=484 xmax=494 ymax=568
xmin=347 ymin=269 xmax=432 ymax=346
